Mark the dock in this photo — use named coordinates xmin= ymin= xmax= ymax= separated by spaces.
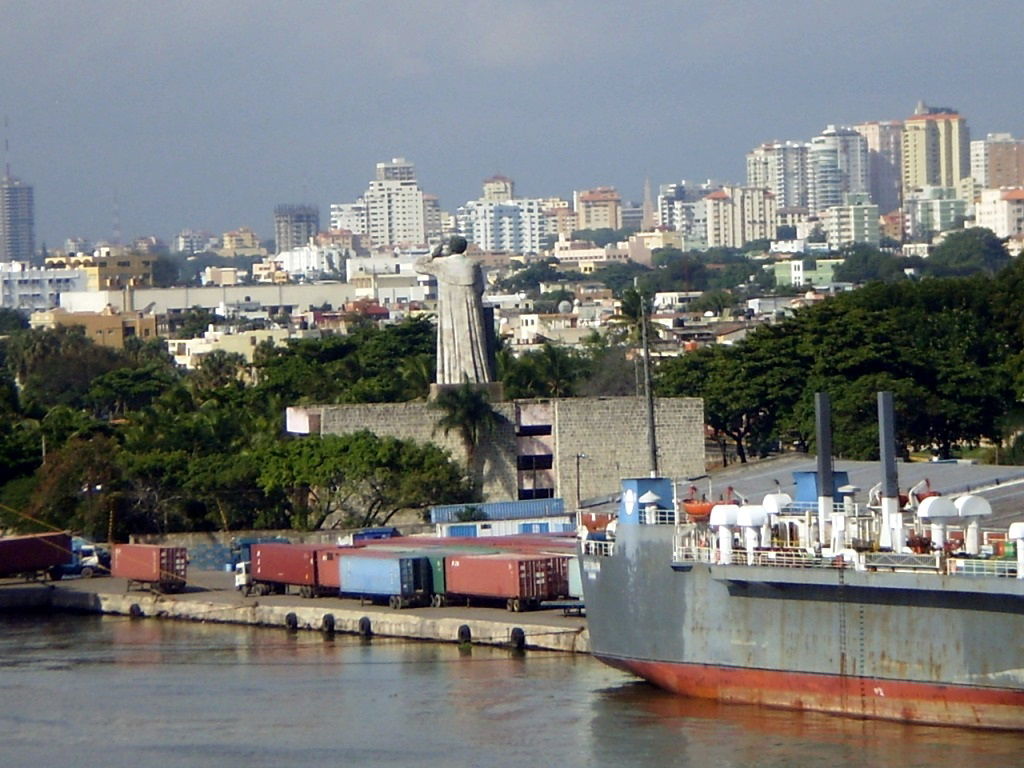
xmin=0 ymin=572 xmax=590 ymax=654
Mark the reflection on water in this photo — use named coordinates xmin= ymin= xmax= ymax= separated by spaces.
xmin=1 ymin=612 xmax=1022 ymax=768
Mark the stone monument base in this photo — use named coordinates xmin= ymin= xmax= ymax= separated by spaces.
xmin=429 ymin=382 xmax=505 ymax=402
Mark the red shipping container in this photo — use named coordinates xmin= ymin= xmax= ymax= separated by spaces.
xmin=112 ymin=544 xmax=187 ymax=591
xmin=253 ymin=543 xmax=350 ymax=590
xmin=444 ymin=553 xmax=568 ymax=607
xmin=0 ymin=532 xmax=72 ymax=577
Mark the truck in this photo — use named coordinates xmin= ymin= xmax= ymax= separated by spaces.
xmin=111 ymin=544 xmax=188 ymax=593
xmin=0 ymin=532 xmax=72 ymax=580
xmin=48 ymin=537 xmax=111 ymax=580
xmin=243 ymin=542 xmax=345 ymax=598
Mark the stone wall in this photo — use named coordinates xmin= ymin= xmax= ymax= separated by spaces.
xmin=319 ymin=401 xmax=520 ymax=501
xmin=315 ymin=396 xmax=705 ymax=509
xmin=551 ymin=397 xmax=705 ymax=509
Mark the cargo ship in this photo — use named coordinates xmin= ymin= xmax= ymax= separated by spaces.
xmin=580 ymin=393 xmax=1024 ymax=729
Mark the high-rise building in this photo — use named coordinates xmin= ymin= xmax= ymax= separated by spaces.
xmin=746 ymin=141 xmax=809 ymax=209
xmin=970 ymin=133 xmax=1024 ymax=189
xmin=823 ymin=192 xmax=880 ymax=249
xmin=375 ymin=157 xmax=417 ymax=182
xmin=363 ymin=160 xmax=427 ymax=247
xmin=903 ymin=186 xmax=966 ymax=241
xmin=901 ymin=102 xmax=970 ymax=192
xmin=808 ymin=126 xmax=869 ymax=214
xmin=854 ymin=121 xmax=903 ymax=213
xmin=703 ymin=186 xmax=776 ymax=248
xmin=274 ymin=205 xmax=319 ymax=254
xmin=330 ymin=201 xmax=369 ymax=235
xmin=1 ymin=174 xmax=35 ymax=262
xmin=975 ymin=187 xmax=1024 ymax=238
xmin=575 ymin=187 xmax=622 ymax=231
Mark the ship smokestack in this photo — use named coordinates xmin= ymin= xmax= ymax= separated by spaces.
xmin=815 ymin=393 xmax=834 ymax=547
xmin=877 ymin=391 xmax=903 ymax=551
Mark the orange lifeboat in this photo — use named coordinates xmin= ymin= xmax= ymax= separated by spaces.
xmin=683 ymin=500 xmax=714 ymax=523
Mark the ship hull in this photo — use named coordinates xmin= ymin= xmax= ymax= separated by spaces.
xmin=582 ymin=524 xmax=1024 ymax=730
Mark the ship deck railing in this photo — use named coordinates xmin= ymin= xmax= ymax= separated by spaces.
xmin=582 ymin=539 xmax=615 ymax=557
xmin=947 ymin=557 xmax=1018 ymax=578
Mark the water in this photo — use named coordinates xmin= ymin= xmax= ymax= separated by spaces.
xmin=2 ymin=612 xmax=1024 ymax=768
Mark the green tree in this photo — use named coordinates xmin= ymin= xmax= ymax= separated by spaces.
xmin=925 ymin=228 xmax=1010 ymax=277
xmin=430 ymin=382 xmax=501 ymax=493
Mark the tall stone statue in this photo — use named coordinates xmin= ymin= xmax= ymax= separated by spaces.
xmin=415 ymin=235 xmax=492 ymax=384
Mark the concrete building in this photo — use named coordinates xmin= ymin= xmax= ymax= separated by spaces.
xmin=822 ymin=193 xmax=880 ymax=249
xmin=218 ymin=227 xmax=265 ymax=257
xmin=903 ymin=186 xmax=967 ymax=241
xmin=482 ymin=175 xmax=515 ymax=201
xmin=274 ymin=205 xmax=319 ymax=254
xmin=808 ymin=126 xmax=869 ymax=214
xmin=746 ymin=141 xmax=810 ymax=209
xmin=0 ymin=174 xmax=34 ymax=262
xmin=174 ymin=230 xmax=215 ymax=254
xmin=30 ymin=305 xmax=162 ymax=349
xmin=575 ymin=187 xmax=622 ymax=231
xmin=166 ymin=327 xmax=298 ymax=369
xmin=854 ymin=120 xmax=903 ymax=213
xmin=456 ymin=198 xmax=544 ymax=255
xmin=971 ymin=133 xmax=1024 ymax=189
xmin=703 ymin=186 xmax=777 ymax=248
xmin=975 ymin=187 xmax=1024 ymax=239
xmin=1 ymin=261 xmax=86 ymax=311
xmin=375 ymin=156 xmax=416 ymax=182
xmin=274 ymin=243 xmax=348 ymax=280
xmin=772 ymin=257 xmax=844 ymax=287
xmin=363 ymin=174 xmax=427 ymax=247
xmin=901 ymin=102 xmax=970 ymax=191
xmin=329 ymin=201 xmax=369 ymax=237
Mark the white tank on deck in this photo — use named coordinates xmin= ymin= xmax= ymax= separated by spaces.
xmin=762 ymin=492 xmax=792 ymax=515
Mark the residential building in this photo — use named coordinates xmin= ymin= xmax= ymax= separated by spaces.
xmin=822 ymin=193 xmax=880 ymax=249
xmin=423 ymin=194 xmax=443 ymax=243
xmin=543 ymin=205 xmax=576 ymax=240
xmin=202 ymin=266 xmax=239 ymax=286
xmin=975 ymin=187 xmax=1024 ymax=239
xmin=0 ymin=174 xmax=34 ymax=262
xmin=1 ymin=261 xmax=86 ymax=311
xmin=44 ymin=246 xmax=154 ymax=291
xmin=361 ymin=159 xmax=428 ymax=247
xmin=971 ymin=133 xmax=1024 ymax=189
xmin=772 ymin=257 xmax=844 ymax=287
xmin=808 ymin=126 xmax=869 ymax=214
xmin=274 ymin=243 xmax=348 ymax=279
xmin=703 ymin=186 xmax=777 ymax=248
xmin=901 ymin=102 xmax=970 ymax=191
xmin=166 ymin=327 xmax=296 ymax=369
xmin=174 ymin=229 xmax=215 ymax=254
xmin=30 ymin=305 xmax=162 ymax=349
xmin=903 ymin=186 xmax=966 ymax=241
xmin=375 ymin=156 xmax=416 ymax=182
xmin=219 ymin=227 xmax=264 ymax=256
xmin=575 ymin=187 xmax=622 ymax=230
xmin=329 ymin=200 xmax=369 ymax=236
xmin=274 ymin=205 xmax=319 ymax=254
xmin=456 ymin=197 xmax=544 ymax=255
xmin=854 ymin=120 xmax=903 ymax=213
xmin=746 ymin=141 xmax=809 ymax=209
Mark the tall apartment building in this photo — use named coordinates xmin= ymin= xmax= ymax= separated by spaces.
xmin=808 ymin=126 xmax=869 ymax=214
xmin=970 ymin=133 xmax=1024 ymax=189
xmin=274 ymin=205 xmax=319 ymax=254
xmin=703 ymin=186 xmax=776 ymax=248
xmin=1 ymin=174 xmax=35 ymax=262
xmin=575 ymin=187 xmax=622 ymax=231
xmin=746 ymin=141 xmax=809 ymax=209
xmin=330 ymin=201 xmax=369 ymax=234
xmin=901 ymin=102 xmax=970 ymax=192
xmin=363 ymin=176 xmax=427 ymax=247
xmin=456 ymin=198 xmax=544 ymax=254
xmin=854 ymin=121 xmax=903 ymax=213
xmin=903 ymin=186 xmax=966 ymax=241
xmin=375 ymin=157 xmax=417 ymax=182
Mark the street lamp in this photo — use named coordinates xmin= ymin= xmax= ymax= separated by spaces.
xmin=575 ymin=452 xmax=588 ymax=511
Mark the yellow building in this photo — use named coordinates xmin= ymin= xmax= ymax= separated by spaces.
xmin=45 ymin=247 xmax=154 ymax=291
xmin=902 ymin=103 xmax=970 ymax=191
xmin=217 ymin=227 xmax=267 ymax=257
xmin=30 ymin=305 xmax=163 ymax=349
xmin=574 ymin=187 xmax=622 ymax=231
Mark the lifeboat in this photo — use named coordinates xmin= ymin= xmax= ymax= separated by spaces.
xmin=682 ymin=500 xmax=714 ymax=523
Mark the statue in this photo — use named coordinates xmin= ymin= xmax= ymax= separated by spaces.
xmin=414 ymin=235 xmax=492 ymax=385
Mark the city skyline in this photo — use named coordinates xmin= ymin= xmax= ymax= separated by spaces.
xmin=2 ymin=1 xmax=1023 ymax=247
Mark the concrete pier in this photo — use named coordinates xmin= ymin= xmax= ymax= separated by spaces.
xmin=0 ymin=574 xmax=590 ymax=653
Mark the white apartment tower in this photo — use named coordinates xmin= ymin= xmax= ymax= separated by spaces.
xmin=746 ymin=141 xmax=809 ymax=209
xmin=808 ymin=126 xmax=869 ymax=214
xmin=456 ymin=198 xmax=544 ymax=254
xmin=362 ymin=159 xmax=427 ymax=247
xmin=703 ymin=186 xmax=777 ymax=248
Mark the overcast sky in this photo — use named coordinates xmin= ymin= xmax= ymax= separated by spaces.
xmin=3 ymin=0 xmax=1022 ymax=248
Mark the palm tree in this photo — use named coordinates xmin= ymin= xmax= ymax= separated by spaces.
xmin=429 ymin=382 xmax=500 ymax=494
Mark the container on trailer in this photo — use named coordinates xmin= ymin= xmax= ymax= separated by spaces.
xmin=112 ymin=544 xmax=187 ymax=593
xmin=253 ymin=542 xmax=316 ymax=586
xmin=0 ymin=532 xmax=72 ymax=578
xmin=444 ymin=553 xmax=568 ymax=611
xmin=338 ymin=550 xmax=432 ymax=608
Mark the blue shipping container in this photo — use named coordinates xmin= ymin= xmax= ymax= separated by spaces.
xmin=447 ymin=524 xmax=478 ymax=538
xmin=519 ymin=522 xmax=550 ymax=533
xmin=339 ymin=554 xmax=432 ymax=599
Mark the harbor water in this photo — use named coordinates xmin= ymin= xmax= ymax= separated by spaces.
xmin=3 ymin=613 xmax=1024 ymax=767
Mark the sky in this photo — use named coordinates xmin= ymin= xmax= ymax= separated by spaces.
xmin=2 ymin=0 xmax=1023 ymax=248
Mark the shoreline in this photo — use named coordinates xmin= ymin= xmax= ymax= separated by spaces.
xmin=0 ymin=572 xmax=590 ymax=654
